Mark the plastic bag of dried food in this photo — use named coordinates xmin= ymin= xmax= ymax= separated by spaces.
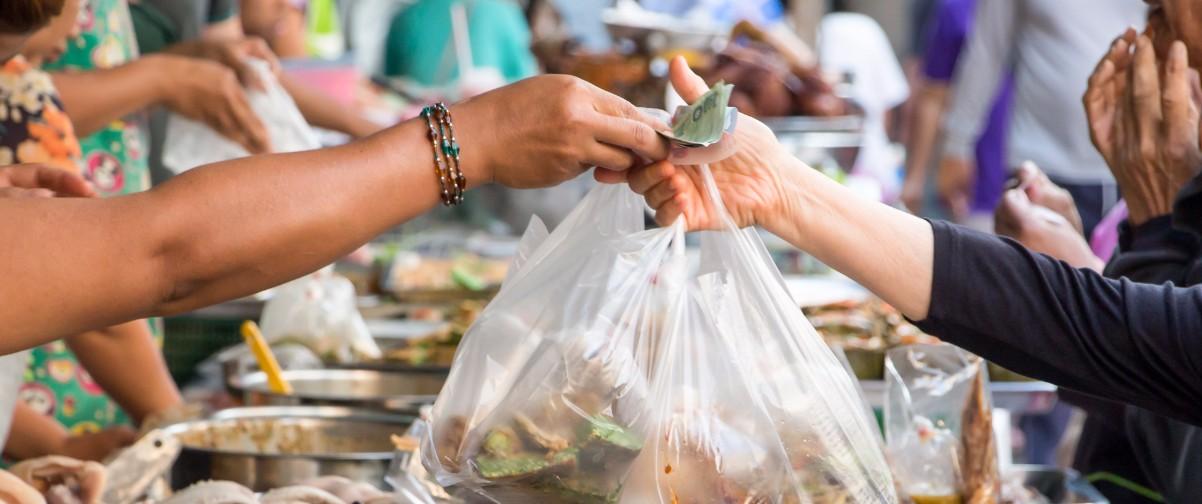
xmin=259 ymin=266 xmax=381 ymax=363
xmin=884 ymin=344 xmax=999 ymax=504
xmin=162 ymin=58 xmax=321 ymax=174
xmin=422 ymin=165 xmax=896 ymax=503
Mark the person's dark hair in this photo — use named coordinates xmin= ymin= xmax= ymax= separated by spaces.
xmin=0 ymin=0 xmax=66 ymax=34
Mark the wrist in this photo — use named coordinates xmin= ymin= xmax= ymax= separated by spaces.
xmin=759 ymin=157 xmax=820 ymax=240
xmin=447 ymin=100 xmax=494 ymax=189
xmin=1126 ymin=195 xmax=1172 ymax=226
xmin=140 ymin=54 xmax=180 ymax=105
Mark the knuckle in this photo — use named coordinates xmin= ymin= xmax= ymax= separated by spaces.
xmin=1139 ymin=139 xmax=1159 ymax=160
xmin=632 ymin=122 xmax=651 ymax=146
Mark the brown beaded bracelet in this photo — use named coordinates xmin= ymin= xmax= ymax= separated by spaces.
xmin=433 ymin=103 xmax=465 ymax=204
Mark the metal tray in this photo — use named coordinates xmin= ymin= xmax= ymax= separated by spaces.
xmin=1006 ymin=464 xmax=1109 ymax=504
xmin=231 ymin=368 xmax=447 ymax=414
xmin=164 ymin=406 xmax=412 ymax=491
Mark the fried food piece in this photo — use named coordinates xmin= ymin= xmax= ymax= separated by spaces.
xmin=960 ymin=366 xmax=999 ymax=504
xmin=576 ymin=415 xmax=642 ymax=469
xmin=482 ymin=426 xmax=523 ymax=458
xmin=475 ymin=448 xmax=578 ymax=481
xmin=514 ymin=414 xmax=571 ymax=453
xmin=436 ymin=416 xmax=468 ymax=472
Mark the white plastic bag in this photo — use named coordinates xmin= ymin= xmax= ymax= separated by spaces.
xmin=884 ymin=344 xmax=999 ymax=503
xmin=162 ymin=59 xmax=321 ymax=174
xmin=259 ymin=267 xmax=381 ymax=363
xmin=423 ymin=167 xmax=896 ymax=503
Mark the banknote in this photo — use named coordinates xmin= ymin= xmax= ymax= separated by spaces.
xmin=659 ymin=81 xmax=738 ymax=148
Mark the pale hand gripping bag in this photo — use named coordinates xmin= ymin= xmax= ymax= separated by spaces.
xmin=422 ymin=167 xmax=897 ymax=503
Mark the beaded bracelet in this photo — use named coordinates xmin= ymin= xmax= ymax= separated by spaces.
xmin=434 ymin=103 xmax=465 ymax=204
xmin=419 ymin=104 xmax=464 ymax=206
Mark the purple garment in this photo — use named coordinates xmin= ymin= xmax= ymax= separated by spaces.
xmin=1091 ymin=200 xmax=1127 ymax=263
xmin=922 ymin=0 xmax=1014 ymax=213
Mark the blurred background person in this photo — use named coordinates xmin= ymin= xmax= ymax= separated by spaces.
xmin=902 ymin=0 xmax=1012 ymax=230
xmin=819 ymin=10 xmax=910 ymax=202
xmin=0 ymin=0 xmax=180 ymax=463
xmin=941 ymin=0 xmax=1144 ymax=234
xmin=383 ymin=0 xmax=538 ymax=91
xmin=938 ymin=2 xmax=1144 ymax=467
xmin=128 ymin=0 xmax=381 ymax=183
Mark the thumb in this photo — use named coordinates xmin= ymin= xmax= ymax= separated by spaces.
xmin=995 ymin=188 xmax=1033 ymax=238
xmin=669 ymin=56 xmax=709 ymax=104
xmin=1015 ymin=160 xmax=1042 ymax=187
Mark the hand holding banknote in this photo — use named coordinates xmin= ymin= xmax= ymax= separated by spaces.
xmin=606 ymin=57 xmax=797 ymax=231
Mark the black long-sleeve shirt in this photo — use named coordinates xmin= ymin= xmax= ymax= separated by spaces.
xmin=1072 ymin=214 xmax=1202 ymax=503
xmin=914 ymin=177 xmax=1202 ymax=502
xmin=914 ymin=221 xmax=1202 ymax=426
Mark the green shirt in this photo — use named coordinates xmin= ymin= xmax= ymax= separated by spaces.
xmin=383 ymin=0 xmax=537 ymax=87
xmin=130 ymin=0 xmax=239 ymax=55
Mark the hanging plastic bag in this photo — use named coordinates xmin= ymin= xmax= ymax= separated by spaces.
xmin=422 ymin=165 xmax=896 ymax=503
xmin=884 ymin=344 xmax=999 ymax=504
xmin=259 ymin=266 xmax=381 ymax=363
xmin=162 ymin=59 xmax=321 ymax=174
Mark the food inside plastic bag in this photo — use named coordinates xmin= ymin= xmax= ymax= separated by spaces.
xmin=422 ymin=167 xmax=896 ymax=503
xmin=162 ymin=59 xmax=321 ymax=173
xmin=259 ymin=267 xmax=381 ymax=363
xmin=884 ymin=344 xmax=999 ymax=504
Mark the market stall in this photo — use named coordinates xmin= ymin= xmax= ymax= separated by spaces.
xmin=0 ymin=0 xmax=1136 ymax=502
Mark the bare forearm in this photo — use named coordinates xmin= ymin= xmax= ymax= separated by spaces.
xmin=281 ymin=74 xmax=381 ymax=138
xmin=0 ymin=115 xmax=470 ymax=353
xmin=52 ymin=56 xmax=169 ymax=137
xmin=904 ymin=83 xmax=949 ymax=182
xmin=67 ymin=321 xmax=180 ymax=423
xmin=2 ymin=403 xmax=67 ymax=460
xmin=768 ymin=161 xmax=935 ymax=318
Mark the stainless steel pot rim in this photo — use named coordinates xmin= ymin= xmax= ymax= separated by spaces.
xmin=163 ymin=406 xmax=413 ymax=460
xmin=230 ymin=369 xmax=443 ymax=401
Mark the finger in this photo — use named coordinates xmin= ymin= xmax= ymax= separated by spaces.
xmin=1112 ymin=28 xmax=1137 ymax=74
xmin=668 ymin=55 xmax=710 ymax=104
xmin=644 ymin=178 xmax=681 ymax=209
xmin=667 ymin=134 xmax=738 ymax=166
xmin=591 ymin=113 xmax=670 ymax=161
xmin=1090 ymin=32 xmax=1132 ymax=90
xmin=245 ymin=37 xmax=282 ymax=75
xmin=654 ymin=199 xmax=684 ymax=228
xmin=994 ymin=189 xmax=1032 ymax=239
xmin=1132 ymin=35 xmax=1164 ymax=156
xmin=225 ymin=88 xmax=271 ymax=153
xmin=626 ymin=160 xmax=677 ymax=195
xmin=1013 ymin=160 xmax=1041 ymax=189
xmin=0 ymin=187 xmax=54 ymax=198
xmin=594 ymin=168 xmax=627 ymax=184
xmin=232 ymin=59 xmax=267 ymax=91
xmin=0 ymin=164 xmax=96 ymax=197
xmin=584 ymin=142 xmax=638 ymax=172
xmin=1164 ymin=41 xmax=1196 ymax=148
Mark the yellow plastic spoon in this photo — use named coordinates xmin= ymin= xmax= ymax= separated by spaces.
xmin=240 ymin=320 xmax=293 ymax=395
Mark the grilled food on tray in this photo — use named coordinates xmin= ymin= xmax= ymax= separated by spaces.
xmin=381 ymin=301 xmax=485 ymax=366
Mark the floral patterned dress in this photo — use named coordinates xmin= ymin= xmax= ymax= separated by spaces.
xmin=0 ymin=56 xmax=81 ymax=171
xmin=43 ymin=0 xmax=151 ymax=196
xmin=20 ymin=0 xmax=161 ymax=434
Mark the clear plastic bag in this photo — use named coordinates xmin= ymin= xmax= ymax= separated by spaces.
xmin=162 ymin=59 xmax=321 ymax=174
xmin=422 ymin=166 xmax=896 ymax=503
xmin=259 ymin=267 xmax=381 ymax=363
xmin=884 ymin=344 xmax=999 ymax=504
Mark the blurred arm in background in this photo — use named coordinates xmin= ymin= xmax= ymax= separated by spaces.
xmin=940 ymin=0 xmax=1017 ymax=219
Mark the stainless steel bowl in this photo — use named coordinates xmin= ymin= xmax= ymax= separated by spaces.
xmin=231 ymin=368 xmax=447 ymax=414
xmin=164 ymin=406 xmax=412 ymax=491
